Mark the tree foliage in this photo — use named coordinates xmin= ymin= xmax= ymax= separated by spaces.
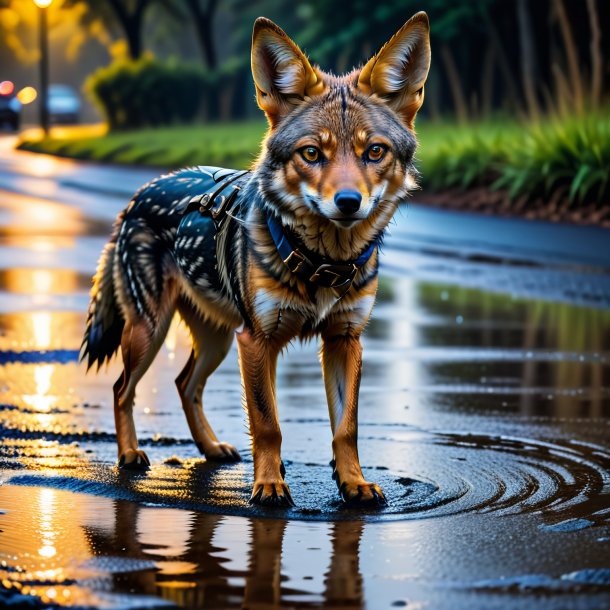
xmin=5 ymin=0 xmax=607 ymax=121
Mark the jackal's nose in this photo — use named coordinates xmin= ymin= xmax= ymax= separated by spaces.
xmin=334 ymin=190 xmax=362 ymax=215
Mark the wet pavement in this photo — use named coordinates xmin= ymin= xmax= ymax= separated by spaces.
xmin=1 ymin=137 xmax=610 ymax=609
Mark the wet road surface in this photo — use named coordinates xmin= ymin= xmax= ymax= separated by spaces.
xmin=1 ymin=138 xmax=610 ymax=609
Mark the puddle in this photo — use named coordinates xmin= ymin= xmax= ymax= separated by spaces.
xmin=2 ymin=430 xmax=609 ymax=527
xmin=0 ymin=183 xmax=609 ymax=608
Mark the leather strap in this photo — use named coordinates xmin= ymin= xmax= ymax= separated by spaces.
xmin=266 ymin=214 xmax=378 ymax=298
xmin=185 ymin=169 xmax=250 ymax=227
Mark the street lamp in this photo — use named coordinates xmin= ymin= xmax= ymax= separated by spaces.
xmin=33 ymin=0 xmax=52 ymax=136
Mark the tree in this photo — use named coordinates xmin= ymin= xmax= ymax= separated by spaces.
xmin=586 ymin=0 xmax=602 ymax=109
xmin=552 ymin=0 xmax=584 ymax=114
xmin=61 ymin=0 xmax=155 ymax=60
xmin=516 ymin=0 xmax=540 ymax=119
xmin=184 ymin=0 xmax=219 ymax=69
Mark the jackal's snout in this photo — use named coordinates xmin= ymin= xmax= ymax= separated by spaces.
xmin=334 ymin=190 xmax=362 ymax=216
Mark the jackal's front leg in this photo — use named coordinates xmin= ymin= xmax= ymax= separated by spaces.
xmin=236 ymin=329 xmax=293 ymax=507
xmin=321 ymin=332 xmax=386 ymax=506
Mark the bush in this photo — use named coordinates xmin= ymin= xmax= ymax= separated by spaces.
xmin=85 ymin=58 xmax=209 ymax=130
xmin=494 ymin=115 xmax=610 ymax=207
xmin=418 ymin=112 xmax=610 ymax=208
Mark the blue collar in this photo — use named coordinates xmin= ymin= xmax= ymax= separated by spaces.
xmin=266 ymin=213 xmax=379 ymax=297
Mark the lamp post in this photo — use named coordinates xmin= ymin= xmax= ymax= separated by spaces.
xmin=33 ymin=0 xmax=52 ymax=136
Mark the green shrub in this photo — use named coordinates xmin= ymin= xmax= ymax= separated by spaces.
xmin=85 ymin=58 xmax=209 ymax=130
xmin=417 ymin=121 xmax=519 ymax=191
xmin=418 ymin=112 xmax=610 ymax=207
xmin=494 ymin=114 xmax=610 ymax=207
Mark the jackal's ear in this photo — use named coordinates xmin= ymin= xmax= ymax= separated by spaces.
xmin=357 ymin=12 xmax=431 ymax=128
xmin=252 ymin=17 xmax=325 ymax=126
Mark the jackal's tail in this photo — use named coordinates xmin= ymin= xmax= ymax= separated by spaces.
xmin=80 ymin=212 xmax=125 ymax=371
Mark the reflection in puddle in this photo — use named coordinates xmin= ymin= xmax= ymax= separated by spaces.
xmin=0 ymin=268 xmax=90 ymax=295
xmin=0 ymin=311 xmax=85 ymax=350
xmin=0 ymin=191 xmax=108 ymax=239
xmin=0 ymin=486 xmax=366 ymax=609
xmin=367 ymin=280 xmax=610 ymax=420
xmin=22 ymin=363 xmax=56 ymax=412
xmin=2 ymin=482 xmax=609 ymax=610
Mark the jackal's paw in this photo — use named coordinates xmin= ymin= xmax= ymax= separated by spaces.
xmin=197 ymin=441 xmax=241 ymax=462
xmin=339 ymin=481 xmax=387 ymax=507
xmin=249 ymin=481 xmax=295 ymax=507
xmin=118 ymin=448 xmax=150 ymax=471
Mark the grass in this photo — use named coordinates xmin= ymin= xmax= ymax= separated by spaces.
xmin=416 ymin=113 xmax=610 ymax=209
xmin=18 ymin=122 xmax=267 ymax=170
xmin=17 ymin=112 xmax=610 ymax=217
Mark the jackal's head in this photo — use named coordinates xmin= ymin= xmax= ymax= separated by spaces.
xmin=252 ymin=13 xmax=431 ymax=232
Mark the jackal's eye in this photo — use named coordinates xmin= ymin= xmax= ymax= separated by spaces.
xmin=299 ymin=146 xmax=322 ymax=164
xmin=364 ymin=144 xmax=387 ymax=163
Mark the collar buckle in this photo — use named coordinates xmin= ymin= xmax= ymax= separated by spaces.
xmin=309 ymin=263 xmax=357 ymax=289
xmin=284 ymin=249 xmax=307 ymax=273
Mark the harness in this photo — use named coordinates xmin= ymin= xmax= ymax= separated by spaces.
xmin=180 ymin=166 xmax=250 ymax=225
xmin=175 ymin=166 xmax=379 ymax=303
xmin=266 ymin=214 xmax=378 ymax=298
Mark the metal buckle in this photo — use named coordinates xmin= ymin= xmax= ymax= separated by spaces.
xmin=189 ymin=193 xmax=205 ymax=205
xmin=284 ymin=250 xmax=306 ymax=273
xmin=211 ymin=194 xmax=228 ymax=218
xmin=309 ymin=263 xmax=357 ymax=288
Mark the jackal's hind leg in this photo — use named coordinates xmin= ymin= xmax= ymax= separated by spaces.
xmin=176 ymin=304 xmax=239 ymax=462
xmin=114 ymin=319 xmax=170 ymax=470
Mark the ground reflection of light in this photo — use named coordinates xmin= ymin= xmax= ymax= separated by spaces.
xmin=165 ymin=314 xmax=179 ymax=359
xmin=32 ymin=312 xmax=52 ymax=348
xmin=23 ymin=364 xmax=56 ymax=412
xmin=31 ymin=239 xmax=58 ymax=253
xmin=380 ymin=277 xmax=423 ymax=418
xmin=25 ymin=155 xmax=57 ymax=179
xmin=32 ymin=270 xmax=54 ymax=294
xmin=38 ymin=489 xmax=58 ymax=560
xmin=39 ymin=545 xmax=57 ymax=558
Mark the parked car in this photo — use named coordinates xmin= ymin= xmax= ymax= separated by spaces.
xmin=0 ymin=82 xmax=21 ymax=131
xmin=48 ymin=84 xmax=81 ymax=124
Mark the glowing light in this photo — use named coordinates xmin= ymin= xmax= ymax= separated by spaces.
xmin=33 ymin=0 xmax=53 ymax=7
xmin=35 ymin=364 xmax=53 ymax=396
xmin=24 ymin=155 xmax=56 ymax=178
xmin=31 ymin=239 xmax=59 ymax=253
xmin=32 ymin=269 xmax=54 ymax=294
xmin=17 ymin=86 xmax=37 ymax=105
xmin=38 ymin=489 xmax=58 ymax=558
xmin=46 ymin=588 xmax=57 ymax=599
xmin=0 ymin=81 xmax=14 ymax=96
xmin=32 ymin=312 xmax=52 ymax=348
xmin=23 ymin=364 xmax=56 ymax=412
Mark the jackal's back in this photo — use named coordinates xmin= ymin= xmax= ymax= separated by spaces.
xmin=81 ymin=167 xmax=227 ymax=370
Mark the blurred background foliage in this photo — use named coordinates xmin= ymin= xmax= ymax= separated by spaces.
xmin=2 ymin=0 xmax=609 ymax=222
xmin=59 ymin=0 xmax=610 ymax=122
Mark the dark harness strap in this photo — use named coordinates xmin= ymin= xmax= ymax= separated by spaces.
xmin=184 ymin=169 xmax=251 ymax=227
xmin=266 ymin=213 xmax=378 ymax=298
xmin=176 ymin=167 xmax=253 ymax=326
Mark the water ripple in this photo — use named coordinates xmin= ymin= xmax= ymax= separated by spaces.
xmin=2 ymin=431 xmax=608 ymax=527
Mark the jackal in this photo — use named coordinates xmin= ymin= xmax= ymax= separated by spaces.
xmin=82 ymin=13 xmax=431 ymax=507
